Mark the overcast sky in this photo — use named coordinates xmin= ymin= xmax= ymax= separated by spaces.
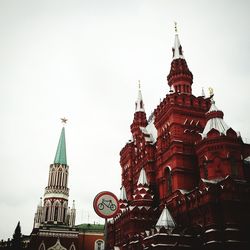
xmin=0 ymin=0 xmax=250 ymax=240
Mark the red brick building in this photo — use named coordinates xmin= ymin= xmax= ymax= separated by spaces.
xmin=107 ymin=30 xmax=250 ymax=250
xmin=77 ymin=224 xmax=104 ymax=250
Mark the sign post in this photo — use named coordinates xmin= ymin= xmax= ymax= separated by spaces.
xmin=93 ymin=191 xmax=119 ymax=249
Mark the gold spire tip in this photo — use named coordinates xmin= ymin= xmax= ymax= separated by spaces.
xmin=61 ymin=117 xmax=68 ymax=124
xmin=208 ymin=87 xmax=214 ymax=96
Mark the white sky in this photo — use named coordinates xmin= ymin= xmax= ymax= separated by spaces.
xmin=0 ymin=0 xmax=250 ymax=240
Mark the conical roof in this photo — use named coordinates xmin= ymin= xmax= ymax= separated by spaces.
xmin=167 ymin=29 xmax=193 ymax=94
xmin=120 ymin=185 xmax=128 ymax=201
xmin=54 ymin=127 xmax=67 ymax=165
xmin=137 ymin=167 xmax=148 ymax=186
xmin=156 ymin=205 xmax=176 ymax=229
xmin=173 ymin=33 xmax=185 ymax=59
xmin=135 ymin=83 xmax=145 ymax=112
xmin=203 ymin=98 xmax=230 ymax=136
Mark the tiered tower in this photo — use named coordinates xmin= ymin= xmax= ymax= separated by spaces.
xmin=30 ymin=122 xmax=78 ymax=250
xmin=33 ymin=125 xmax=76 ymax=227
xmin=121 ymin=82 xmax=156 ymax=202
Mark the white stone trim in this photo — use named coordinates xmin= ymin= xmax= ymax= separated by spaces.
xmin=44 ymin=193 xmax=69 ymax=200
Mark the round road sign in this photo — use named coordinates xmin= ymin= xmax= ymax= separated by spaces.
xmin=93 ymin=191 xmax=119 ymax=219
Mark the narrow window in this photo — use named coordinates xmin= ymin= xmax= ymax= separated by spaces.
xmin=203 ymin=162 xmax=208 ymax=179
xmin=230 ymin=158 xmax=238 ymax=177
xmin=165 ymin=167 xmax=172 ymax=195
xmin=54 ymin=206 xmax=58 ymax=221
xmin=45 ymin=207 xmax=49 ymax=221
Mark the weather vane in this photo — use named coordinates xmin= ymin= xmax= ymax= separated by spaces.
xmin=174 ymin=22 xmax=178 ymax=33
xmin=61 ymin=117 xmax=68 ymax=125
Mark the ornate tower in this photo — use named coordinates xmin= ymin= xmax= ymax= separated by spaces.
xmin=30 ymin=122 xmax=78 ymax=250
xmin=154 ymin=29 xmax=211 ymax=196
xmin=130 ymin=82 xmax=148 ymax=135
xmin=120 ymin=83 xmax=156 ymax=200
xmin=167 ymin=27 xmax=193 ymax=94
xmin=33 ymin=124 xmax=76 ymax=228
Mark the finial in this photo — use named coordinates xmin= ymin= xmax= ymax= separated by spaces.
xmin=208 ymin=87 xmax=214 ymax=97
xmin=61 ymin=117 xmax=68 ymax=125
xmin=138 ymin=80 xmax=141 ymax=90
xmin=174 ymin=22 xmax=178 ymax=33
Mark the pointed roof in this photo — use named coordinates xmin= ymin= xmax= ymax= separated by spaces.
xmin=120 ymin=185 xmax=128 ymax=201
xmin=173 ymin=33 xmax=184 ymax=60
xmin=167 ymin=26 xmax=193 ymax=94
xmin=202 ymin=98 xmax=230 ymax=136
xmin=135 ymin=81 xmax=145 ymax=112
xmin=137 ymin=167 xmax=148 ymax=186
xmin=156 ymin=205 xmax=176 ymax=230
xmin=54 ymin=127 xmax=67 ymax=165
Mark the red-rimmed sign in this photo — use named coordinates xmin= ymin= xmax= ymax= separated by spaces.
xmin=93 ymin=191 xmax=119 ymax=219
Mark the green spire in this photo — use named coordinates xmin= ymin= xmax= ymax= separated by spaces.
xmin=54 ymin=127 xmax=67 ymax=165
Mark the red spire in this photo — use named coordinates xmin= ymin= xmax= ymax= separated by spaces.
xmin=167 ymin=27 xmax=193 ymax=94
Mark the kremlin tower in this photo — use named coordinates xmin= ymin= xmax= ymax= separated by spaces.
xmin=107 ymin=27 xmax=250 ymax=250
xmin=29 ymin=122 xmax=78 ymax=250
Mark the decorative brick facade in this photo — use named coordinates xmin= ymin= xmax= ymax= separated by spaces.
xmin=107 ymin=31 xmax=250 ymax=250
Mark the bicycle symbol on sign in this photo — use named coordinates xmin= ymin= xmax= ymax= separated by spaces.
xmin=98 ymin=199 xmax=117 ymax=211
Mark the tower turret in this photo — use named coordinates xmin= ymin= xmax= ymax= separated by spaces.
xmin=43 ymin=125 xmax=70 ymax=224
xmin=131 ymin=167 xmax=154 ymax=207
xmin=33 ymin=197 xmax=43 ymax=228
xmin=69 ymin=200 xmax=76 ymax=227
xmin=202 ymin=97 xmax=230 ymax=137
xmin=196 ymin=95 xmax=244 ymax=180
xmin=130 ymin=82 xmax=148 ymax=135
xmin=119 ymin=185 xmax=128 ymax=210
xmin=167 ymin=25 xmax=193 ymax=94
xmin=30 ymin=120 xmax=78 ymax=250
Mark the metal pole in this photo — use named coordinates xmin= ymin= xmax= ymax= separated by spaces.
xmin=104 ymin=218 xmax=108 ymax=250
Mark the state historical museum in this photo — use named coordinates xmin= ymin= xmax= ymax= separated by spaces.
xmin=107 ymin=30 xmax=250 ymax=250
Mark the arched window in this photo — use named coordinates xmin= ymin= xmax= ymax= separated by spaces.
xmin=45 ymin=207 xmax=49 ymax=221
xmin=44 ymin=200 xmax=51 ymax=221
xmin=62 ymin=202 xmax=67 ymax=223
xmin=95 ymin=240 xmax=104 ymax=250
xmin=69 ymin=243 xmax=76 ymax=250
xmin=58 ymin=168 xmax=62 ymax=187
xmin=53 ymin=201 xmax=60 ymax=221
xmin=38 ymin=242 xmax=46 ymax=250
xmin=54 ymin=206 xmax=58 ymax=221
xmin=164 ymin=167 xmax=172 ymax=195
